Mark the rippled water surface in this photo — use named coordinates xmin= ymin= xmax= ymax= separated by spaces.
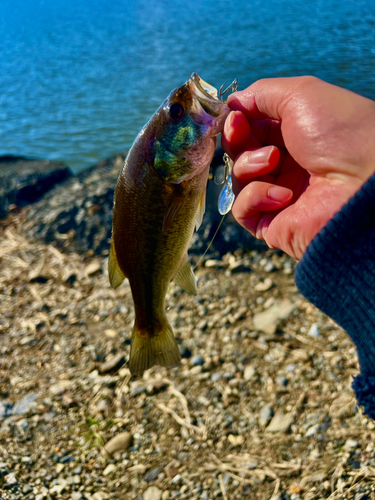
xmin=1 ymin=0 xmax=375 ymax=172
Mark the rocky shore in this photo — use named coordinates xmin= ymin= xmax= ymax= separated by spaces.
xmin=1 ymin=155 xmax=374 ymax=500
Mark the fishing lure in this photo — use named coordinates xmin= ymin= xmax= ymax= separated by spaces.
xmin=217 ymin=78 xmax=238 ymax=215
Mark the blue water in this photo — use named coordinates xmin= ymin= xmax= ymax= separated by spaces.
xmin=1 ymin=0 xmax=375 ymax=172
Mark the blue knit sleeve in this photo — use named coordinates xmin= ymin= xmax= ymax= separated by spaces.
xmin=295 ymin=173 xmax=375 ymax=419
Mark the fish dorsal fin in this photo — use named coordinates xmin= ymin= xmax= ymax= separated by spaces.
xmin=163 ymin=188 xmax=185 ymax=231
xmin=108 ymin=241 xmax=126 ymax=289
xmin=173 ymin=255 xmax=197 ymax=295
xmin=195 ymin=188 xmax=206 ymax=231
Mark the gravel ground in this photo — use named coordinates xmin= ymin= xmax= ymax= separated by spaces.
xmin=1 ymin=211 xmax=375 ymax=500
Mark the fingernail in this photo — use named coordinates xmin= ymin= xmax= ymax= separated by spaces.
xmin=268 ymin=186 xmax=292 ymax=202
xmin=249 ymin=149 xmax=272 ymax=165
xmin=223 ymin=111 xmax=234 ymax=136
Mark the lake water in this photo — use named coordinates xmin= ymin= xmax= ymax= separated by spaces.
xmin=1 ymin=0 xmax=375 ymax=172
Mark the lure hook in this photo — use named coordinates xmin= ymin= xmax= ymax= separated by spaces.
xmin=218 ymin=78 xmax=239 ymax=100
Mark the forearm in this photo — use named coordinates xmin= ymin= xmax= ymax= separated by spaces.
xmin=295 ymin=173 xmax=375 ymax=418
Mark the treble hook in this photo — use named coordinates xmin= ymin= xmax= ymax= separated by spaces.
xmin=218 ymin=78 xmax=239 ymax=100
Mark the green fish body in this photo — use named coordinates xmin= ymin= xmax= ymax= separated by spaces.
xmin=109 ymin=74 xmax=230 ymax=375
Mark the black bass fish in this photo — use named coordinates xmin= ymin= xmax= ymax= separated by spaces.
xmin=109 ymin=73 xmax=230 ymax=375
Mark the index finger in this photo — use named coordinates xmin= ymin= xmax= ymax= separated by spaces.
xmin=227 ymin=76 xmax=309 ymax=121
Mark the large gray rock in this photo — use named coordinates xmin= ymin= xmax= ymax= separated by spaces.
xmin=0 ymin=155 xmax=72 ymax=219
xmin=21 ymin=149 xmax=265 ymax=257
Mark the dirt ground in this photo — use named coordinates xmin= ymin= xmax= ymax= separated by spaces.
xmin=1 ymin=211 xmax=375 ymax=500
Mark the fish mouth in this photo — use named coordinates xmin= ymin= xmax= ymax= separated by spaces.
xmin=189 ymin=73 xmax=224 ymax=118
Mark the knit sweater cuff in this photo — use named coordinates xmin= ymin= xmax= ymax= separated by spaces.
xmin=295 ymin=173 xmax=375 ymax=416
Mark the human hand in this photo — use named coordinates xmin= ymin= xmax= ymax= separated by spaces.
xmin=222 ymin=76 xmax=375 ymax=260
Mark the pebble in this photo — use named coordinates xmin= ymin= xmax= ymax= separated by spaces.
xmin=211 ymin=371 xmax=223 ymax=382
xmin=228 ymin=434 xmax=244 ymax=446
xmin=89 ymin=492 xmax=110 ymax=500
xmin=161 ymin=491 xmax=170 ymax=500
xmin=85 ymin=260 xmax=101 ymax=275
xmin=308 ymin=323 xmax=320 ymax=338
xmin=204 ymin=259 xmax=223 ymax=268
xmin=144 ymin=467 xmax=163 ymax=482
xmin=143 ymin=486 xmax=162 ymax=500
xmin=266 ymin=410 xmax=293 ymax=433
xmin=344 ymin=439 xmax=358 ymax=451
xmin=130 ymin=386 xmax=147 ymax=397
xmin=103 ymin=463 xmax=117 ymax=476
xmin=254 ymin=278 xmax=273 ymax=291
xmin=276 ymin=375 xmax=288 ymax=387
xmin=243 ymin=365 xmax=256 ymax=381
xmin=190 ymin=355 xmax=205 ymax=366
xmin=259 ymin=405 xmax=274 ymax=426
xmin=253 ymin=300 xmax=296 ymax=335
xmin=179 ymin=346 xmax=192 ymax=358
xmin=71 ymin=492 xmax=83 ymax=500
xmin=98 ymin=352 xmax=126 ymax=374
xmin=305 ymin=424 xmax=320 ymax=438
xmin=50 ymin=380 xmax=73 ymax=395
xmin=103 ymin=432 xmax=133 ymax=456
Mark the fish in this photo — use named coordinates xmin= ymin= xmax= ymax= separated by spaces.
xmin=109 ymin=73 xmax=230 ymax=375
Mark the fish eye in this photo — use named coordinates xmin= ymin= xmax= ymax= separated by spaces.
xmin=169 ymin=102 xmax=185 ymax=120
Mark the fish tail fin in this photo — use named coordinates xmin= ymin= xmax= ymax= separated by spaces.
xmin=129 ymin=321 xmax=181 ymax=376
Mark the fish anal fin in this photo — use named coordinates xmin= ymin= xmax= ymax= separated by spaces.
xmin=173 ymin=256 xmax=197 ymax=295
xmin=108 ymin=241 xmax=126 ymax=289
xmin=195 ymin=188 xmax=206 ymax=231
xmin=129 ymin=322 xmax=181 ymax=376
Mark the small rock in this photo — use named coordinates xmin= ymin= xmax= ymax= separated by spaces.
xmin=276 ymin=375 xmax=288 ymax=387
xmin=228 ymin=434 xmax=244 ymax=446
xmin=179 ymin=346 xmax=191 ymax=359
xmin=143 ymin=486 xmax=162 ymax=500
xmin=12 ymin=393 xmax=37 ymax=415
xmin=90 ymin=492 xmax=110 ymax=500
xmin=85 ymin=260 xmax=101 ymax=275
xmin=4 ymin=473 xmax=17 ymax=485
xmin=259 ymin=405 xmax=274 ymax=426
xmin=254 ymin=278 xmax=273 ymax=291
xmin=205 ymin=259 xmax=223 ymax=268
xmin=56 ymin=463 xmax=65 ymax=473
xmin=103 ymin=432 xmax=133 ymax=456
xmin=266 ymin=410 xmax=293 ymax=433
xmin=253 ymin=300 xmax=296 ymax=335
xmin=71 ymin=492 xmax=83 ymax=500
xmin=263 ymin=261 xmax=275 ymax=272
xmin=103 ymin=463 xmax=116 ymax=476
xmin=343 ymin=439 xmax=358 ymax=451
xmin=229 ymin=260 xmax=250 ymax=273
xmin=98 ymin=352 xmax=126 ymax=374
xmin=130 ymin=386 xmax=147 ymax=397
xmin=308 ymin=323 xmax=320 ymax=338
xmin=104 ymin=329 xmax=118 ymax=338
xmin=144 ymin=467 xmax=163 ymax=482
xmin=305 ymin=424 xmax=320 ymax=438
xmin=211 ymin=371 xmax=223 ymax=382
xmin=190 ymin=355 xmax=205 ymax=367
xmin=23 ymin=484 xmax=32 ymax=494
xmin=161 ymin=492 xmax=170 ymax=500
xmin=165 ymin=467 xmax=179 ymax=479
xmin=243 ymin=365 xmax=256 ymax=382
xmin=50 ymin=380 xmax=73 ymax=395
xmin=172 ymin=474 xmax=182 ymax=484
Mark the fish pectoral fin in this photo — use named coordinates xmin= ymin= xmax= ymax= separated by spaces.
xmin=108 ymin=241 xmax=126 ymax=289
xmin=163 ymin=187 xmax=186 ymax=231
xmin=195 ymin=188 xmax=206 ymax=231
xmin=129 ymin=322 xmax=181 ymax=375
xmin=173 ymin=256 xmax=197 ymax=295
